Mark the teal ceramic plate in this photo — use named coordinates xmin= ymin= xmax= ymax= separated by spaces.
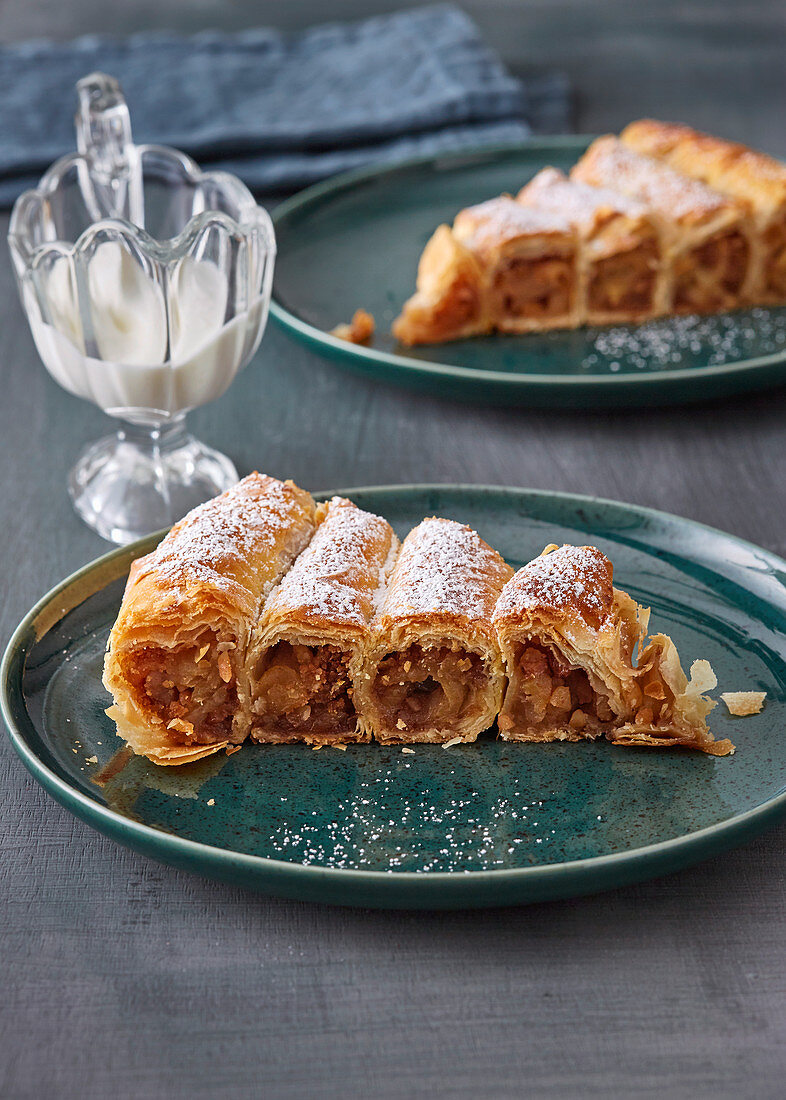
xmin=3 ymin=486 xmax=786 ymax=909
xmin=271 ymin=140 xmax=786 ymax=407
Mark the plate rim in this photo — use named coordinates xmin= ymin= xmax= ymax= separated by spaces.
xmin=269 ymin=138 xmax=786 ymax=391
xmin=3 ymin=482 xmax=786 ymax=900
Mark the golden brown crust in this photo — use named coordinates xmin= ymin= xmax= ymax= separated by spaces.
xmin=247 ymin=497 xmax=399 ymax=745
xmin=103 ymin=473 xmax=316 ymax=764
xmin=518 ymin=168 xmax=668 ymax=322
xmin=452 ymin=196 xmax=577 ymax=261
xmin=392 ymin=224 xmax=491 ymax=345
xmin=494 ymin=544 xmax=615 ymax=632
xmin=355 ymin=517 xmax=513 ymax=743
xmin=572 ymin=136 xmax=754 ymax=313
xmin=622 ymin=119 xmax=786 ymax=301
xmin=573 ymin=136 xmax=741 ymax=229
xmin=493 ymin=544 xmax=733 ymax=754
xmin=621 ymin=120 xmax=786 ymax=215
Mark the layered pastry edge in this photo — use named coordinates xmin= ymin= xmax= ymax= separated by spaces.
xmin=102 ymin=474 xmax=741 ymax=764
xmin=392 ymin=119 xmax=785 ymax=345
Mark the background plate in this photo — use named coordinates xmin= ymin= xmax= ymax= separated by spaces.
xmin=3 ymin=485 xmax=786 ymax=909
xmin=271 ymin=140 xmax=786 ymax=407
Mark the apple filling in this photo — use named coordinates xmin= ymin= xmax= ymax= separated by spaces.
xmin=763 ymin=218 xmax=786 ymax=296
xmin=497 ymin=641 xmax=615 ymax=741
xmin=372 ymin=643 xmax=488 ymax=737
xmin=251 ymin=642 xmax=356 ymax=737
xmin=674 ymin=229 xmax=749 ymax=311
xmin=492 ymin=255 xmax=574 ymax=322
xmin=587 ymin=241 xmax=658 ymax=315
xmin=123 ymin=633 xmax=239 ymax=744
xmin=431 ymin=273 xmax=484 ymax=334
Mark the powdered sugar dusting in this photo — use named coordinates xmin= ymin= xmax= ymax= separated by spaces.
xmin=143 ymin=473 xmax=309 ymax=594
xmin=455 ymin=196 xmax=574 ymax=254
xmin=383 ymin=517 xmax=511 ymax=622
xmin=265 ymin=497 xmax=394 ymax=627
xmin=520 ymin=167 xmax=652 ymax=228
xmin=373 ymin=534 xmax=402 ymax=616
xmin=580 ymin=307 xmax=786 ymax=372
xmin=495 ymin=545 xmax=612 ymax=628
xmin=575 ymin=136 xmax=736 ymax=222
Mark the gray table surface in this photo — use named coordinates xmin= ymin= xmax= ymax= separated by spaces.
xmin=2 ymin=3 xmax=786 ymax=1098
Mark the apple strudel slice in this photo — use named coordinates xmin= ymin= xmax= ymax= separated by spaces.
xmin=393 ymin=197 xmax=580 ymax=344
xmin=621 ymin=119 xmax=786 ymax=303
xmin=354 ymin=517 xmax=513 ymax=743
xmin=247 ymin=496 xmax=399 ymax=746
xmin=493 ymin=544 xmax=733 ymax=756
xmin=572 ymin=136 xmax=754 ymax=314
xmin=103 ymin=473 xmax=316 ymax=764
xmin=517 ymin=168 xmax=668 ymax=323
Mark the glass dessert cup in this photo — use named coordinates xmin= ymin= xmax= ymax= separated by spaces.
xmin=8 ymin=73 xmax=276 ymax=543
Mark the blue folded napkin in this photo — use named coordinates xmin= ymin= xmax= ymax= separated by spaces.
xmin=0 ymin=4 xmax=570 ymax=207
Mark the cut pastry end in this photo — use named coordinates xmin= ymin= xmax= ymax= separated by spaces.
xmin=362 ymin=640 xmax=496 ymax=745
xmin=495 ymin=638 xmax=617 ymax=743
xmin=392 ymin=225 xmax=490 ymax=345
xmin=330 ymin=309 xmax=375 ymax=345
xmin=105 ymin=630 xmax=244 ymax=754
xmin=720 ymin=691 xmax=767 ymax=717
xmin=249 ymin=640 xmax=368 ymax=745
xmin=494 ymin=545 xmax=734 ymax=756
xmin=453 ymin=197 xmax=580 ymax=334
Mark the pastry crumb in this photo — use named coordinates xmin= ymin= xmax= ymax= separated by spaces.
xmin=443 ymin=736 xmax=463 ymax=749
xmin=687 ymin=659 xmax=717 ymax=694
xmin=721 ymin=691 xmax=766 ymax=716
xmin=401 ymin=747 xmax=415 ymax=754
xmin=207 ymin=798 xmax=215 ymax=806
xmin=86 ymin=755 xmax=98 ymax=764
xmin=330 ymin=309 xmax=375 ymax=345
xmin=225 ymin=745 xmax=241 ymax=756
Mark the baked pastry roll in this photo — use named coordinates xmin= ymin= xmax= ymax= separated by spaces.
xmin=393 ymin=197 xmax=579 ymax=344
xmin=621 ymin=119 xmax=786 ymax=303
xmin=517 ymin=168 xmax=668 ymax=323
xmin=572 ymin=136 xmax=754 ymax=314
xmin=247 ymin=496 xmax=399 ymax=746
xmin=354 ymin=517 xmax=513 ymax=743
xmin=103 ymin=473 xmax=316 ymax=764
xmin=493 ymin=544 xmax=733 ymax=756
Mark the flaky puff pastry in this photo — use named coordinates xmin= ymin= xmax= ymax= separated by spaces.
xmin=103 ymin=473 xmax=316 ymax=764
xmin=392 ymin=225 xmax=491 ymax=345
xmin=393 ymin=197 xmax=579 ymax=344
xmin=493 ymin=544 xmax=733 ymax=755
xmin=572 ymin=136 xmax=755 ymax=314
xmin=247 ymin=496 xmax=399 ymax=746
xmin=354 ymin=517 xmax=513 ymax=743
xmin=621 ymin=119 xmax=786 ymax=303
xmin=518 ymin=168 xmax=668 ymax=323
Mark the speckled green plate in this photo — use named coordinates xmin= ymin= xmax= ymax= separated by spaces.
xmin=271 ymin=140 xmax=786 ymax=407
xmin=3 ymin=486 xmax=786 ymax=908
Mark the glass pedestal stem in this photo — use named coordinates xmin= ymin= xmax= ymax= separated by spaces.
xmin=68 ymin=413 xmax=238 ymax=544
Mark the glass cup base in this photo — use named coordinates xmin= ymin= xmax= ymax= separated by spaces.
xmin=68 ymin=418 xmax=238 ymax=544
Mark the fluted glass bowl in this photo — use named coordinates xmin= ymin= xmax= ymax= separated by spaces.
xmin=8 ymin=74 xmax=275 ymax=543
